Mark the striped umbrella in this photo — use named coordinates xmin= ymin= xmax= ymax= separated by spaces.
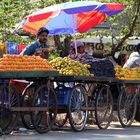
xmin=21 ymin=1 xmax=125 ymax=35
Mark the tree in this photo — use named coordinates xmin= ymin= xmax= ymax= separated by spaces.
xmin=0 ymin=0 xmax=36 ymax=43
xmin=101 ymin=0 xmax=140 ymax=57
xmin=0 ymin=0 xmax=139 ymax=56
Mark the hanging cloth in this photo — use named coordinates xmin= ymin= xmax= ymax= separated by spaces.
xmin=6 ymin=42 xmax=18 ymax=54
xmin=18 ymin=44 xmax=26 ymax=54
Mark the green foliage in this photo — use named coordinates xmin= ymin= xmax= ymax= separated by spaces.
xmin=0 ymin=0 xmax=36 ymax=43
xmin=0 ymin=0 xmax=139 ymax=51
xmin=48 ymin=51 xmax=60 ymax=61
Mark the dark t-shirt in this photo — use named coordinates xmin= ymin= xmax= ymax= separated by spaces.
xmin=21 ymin=41 xmax=49 ymax=55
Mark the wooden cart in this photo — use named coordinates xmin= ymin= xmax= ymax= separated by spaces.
xmin=0 ymin=70 xmax=58 ymax=134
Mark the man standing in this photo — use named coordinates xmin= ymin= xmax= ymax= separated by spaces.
xmin=21 ymin=27 xmax=49 ymax=59
xmin=123 ymin=43 xmax=140 ymax=68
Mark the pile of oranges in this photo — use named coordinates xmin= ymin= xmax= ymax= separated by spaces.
xmin=115 ymin=65 xmax=140 ymax=80
xmin=0 ymin=55 xmax=54 ymax=71
xmin=49 ymin=57 xmax=93 ymax=76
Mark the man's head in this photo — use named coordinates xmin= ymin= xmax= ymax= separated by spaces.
xmin=37 ymin=27 xmax=49 ymax=44
xmin=71 ymin=41 xmax=85 ymax=54
xmin=137 ymin=43 xmax=140 ymax=53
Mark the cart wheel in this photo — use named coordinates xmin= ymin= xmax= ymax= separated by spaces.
xmin=95 ymin=85 xmax=113 ymax=129
xmin=0 ymin=84 xmax=19 ymax=134
xmin=31 ymin=84 xmax=57 ymax=133
xmin=118 ymin=90 xmax=137 ymax=127
xmin=55 ymin=113 xmax=68 ymax=128
xmin=68 ymin=84 xmax=88 ymax=132
xmin=21 ymin=83 xmax=36 ymax=130
xmin=135 ymin=96 xmax=140 ymax=122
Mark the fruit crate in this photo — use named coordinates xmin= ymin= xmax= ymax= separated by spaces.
xmin=55 ymin=85 xmax=72 ymax=105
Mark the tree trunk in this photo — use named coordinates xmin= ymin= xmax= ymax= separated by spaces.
xmin=61 ymin=36 xmax=72 ymax=57
xmin=53 ymin=35 xmax=63 ymax=51
xmin=53 ymin=35 xmax=72 ymax=57
xmin=103 ymin=1 xmax=140 ymax=58
xmin=111 ymin=1 xmax=140 ymax=57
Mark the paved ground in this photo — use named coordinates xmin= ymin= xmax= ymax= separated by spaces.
xmin=1 ymin=123 xmax=140 ymax=140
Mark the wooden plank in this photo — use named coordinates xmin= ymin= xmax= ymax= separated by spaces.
xmin=81 ymin=106 xmax=108 ymax=111
xmin=121 ymin=80 xmax=140 ymax=84
xmin=53 ymin=75 xmax=119 ymax=83
xmin=81 ymin=107 xmax=95 ymax=111
xmin=10 ymin=107 xmax=54 ymax=111
xmin=0 ymin=71 xmax=58 ymax=79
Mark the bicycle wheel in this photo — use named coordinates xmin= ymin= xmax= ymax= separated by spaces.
xmin=0 ymin=84 xmax=19 ymax=134
xmin=68 ymin=84 xmax=88 ymax=132
xmin=118 ymin=90 xmax=137 ymax=127
xmin=20 ymin=83 xmax=36 ymax=130
xmin=31 ymin=84 xmax=57 ymax=133
xmin=135 ymin=96 xmax=140 ymax=122
xmin=95 ymin=85 xmax=113 ymax=129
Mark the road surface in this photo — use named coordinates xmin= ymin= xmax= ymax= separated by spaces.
xmin=0 ymin=123 xmax=140 ymax=140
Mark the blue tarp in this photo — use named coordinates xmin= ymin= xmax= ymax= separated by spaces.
xmin=6 ymin=42 xmax=18 ymax=54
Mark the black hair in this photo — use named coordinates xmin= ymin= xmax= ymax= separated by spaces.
xmin=136 ymin=43 xmax=140 ymax=52
xmin=37 ymin=27 xmax=49 ymax=36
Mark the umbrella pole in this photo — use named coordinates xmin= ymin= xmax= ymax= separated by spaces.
xmin=72 ymin=15 xmax=77 ymax=55
xmin=73 ymin=35 xmax=77 ymax=55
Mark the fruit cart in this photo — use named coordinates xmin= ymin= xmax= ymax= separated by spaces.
xmin=1 ymin=70 xmax=140 ymax=134
xmin=2 ymin=54 xmax=140 ymax=135
xmin=0 ymin=70 xmax=59 ymax=134
xmin=117 ymin=79 xmax=140 ymax=127
xmin=51 ymin=75 xmax=119 ymax=132
xmin=53 ymin=75 xmax=140 ymax=131
xmin=115 ymin=66 xmax=140 ymax=127
xmin=0 ymin=55 xmax=118 ymax=134
xmin=49 ymin=57 xmax=118 ymax=131
xmin=0 ymin=54 xmax=60 ymax=134
xmin=20 ymin=74 xmax=119 ymax=132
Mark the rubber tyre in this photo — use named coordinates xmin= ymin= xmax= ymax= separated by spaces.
xmin=95 ymin=86 xmax=113 ymax=129
xmin=118 ymin=90 xmax=137 ymax=127
xmin=68 ymin=84 xmax=88 ymax=132
xmin=20 ymin=83 xmax=37 ymax=130
xmin=0 ymin=84 xmax=19 ymax=134
xmin=31 ymin=84 xmax=57 ymax=133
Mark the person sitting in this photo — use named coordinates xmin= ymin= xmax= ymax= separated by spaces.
xmin=123 ymin=43 xmax=140 ymax=68
xmin=68 ymin=41 xmax=100 ymax=65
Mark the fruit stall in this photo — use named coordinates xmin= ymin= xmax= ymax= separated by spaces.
xmin=115 ymin=65 xmax=140 ymax=127
xmin=0 ymin=55 xmax=59 ymax=134
xmin=0 ymin=55 xmax=140 ymax=135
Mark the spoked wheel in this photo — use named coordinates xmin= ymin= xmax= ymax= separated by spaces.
xmin=68 ymin=84 xmax=88 ymax=132
xmin=95 ymin=85 xmax=113 ymax=129
xmin=31 ymin=83 xmax=57 ymax=133
xmin=0 ymin=84 xmax=19 ymax=134
xmin=118 ymin=89 xmax=137 ymax=127
xmin=21 ymin=83 xmax=36 ymax=130
xmin=135 ymin=95 xmax=140 ymax=123
xmin=55 ymin=113 xmax=68 ymax=128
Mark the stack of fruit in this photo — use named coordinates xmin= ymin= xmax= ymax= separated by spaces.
xmin=90 ymin=60 xmax=115 ymax=77
xmin=0 ymin=54 xmax=53 ymax=71
xmin=49 ymin=57 xmax=93 ymax=76
xmin=115 ymin=65 xmax=140 ymax=80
